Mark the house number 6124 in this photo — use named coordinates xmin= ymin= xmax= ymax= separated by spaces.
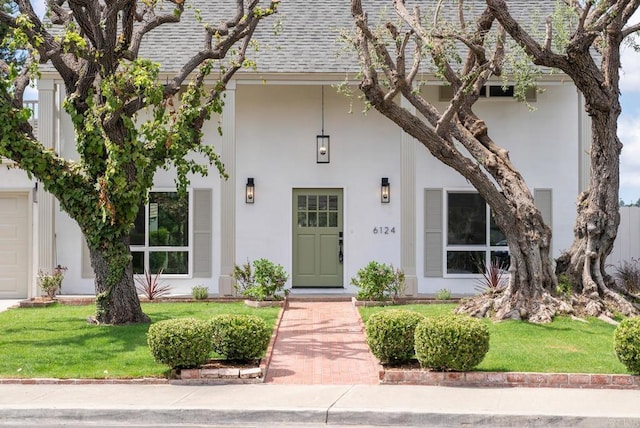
xmin=373 ymin=227 xmax=396 ymax=235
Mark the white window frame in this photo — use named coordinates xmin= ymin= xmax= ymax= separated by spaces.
xmin=443 ymin=189 xmax=509 ymax=278
xmin=131 ymin=188 xmax=194 ymax=279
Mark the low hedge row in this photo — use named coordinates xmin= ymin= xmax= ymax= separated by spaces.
xmin=365 ymin=311 xmax=490 ymax=371
xmin=147 ymin=314 xmax=271 ymax=369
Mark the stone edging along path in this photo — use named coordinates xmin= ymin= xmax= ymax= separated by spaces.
xmin=2 ymin=297 xmax=639 ymax=389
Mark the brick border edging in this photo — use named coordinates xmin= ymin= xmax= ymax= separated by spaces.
xmin=260 ymin=297 xmax=288 ymax=379
xmin=0 ymin=378 xmax=168 ymax=385
xmin=379 ymin=370 xmax=640 ymax=389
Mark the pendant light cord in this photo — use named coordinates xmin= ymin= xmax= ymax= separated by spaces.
xmin=321 ymin=85 xmax=325 ymax=135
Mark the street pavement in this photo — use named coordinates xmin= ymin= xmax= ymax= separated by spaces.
xmin=1 ymin=383 xmax=640 ymax=427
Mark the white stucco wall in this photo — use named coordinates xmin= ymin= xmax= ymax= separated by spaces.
xmin=235 ymin=84 xmax=402 ymax=294
xmin=46 ymin=79 xmax=581 ymax=297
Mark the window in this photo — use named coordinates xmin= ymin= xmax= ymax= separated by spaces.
xmin=445 ymin=192 xmax=509 ymax=275
xmin=438 ymin=85 xmax=536 ymax=102
xmin=131 ymin=191 xmax=191 ymax=275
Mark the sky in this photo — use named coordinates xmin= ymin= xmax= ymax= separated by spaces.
xmin=23 ymin=1 xmax=640 ymax=203
xmin=619 ymin=40 xmax=640 ymax=204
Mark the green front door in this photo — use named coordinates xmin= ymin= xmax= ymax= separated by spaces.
xmin=293 ymin=189 xmax=343 ymax=287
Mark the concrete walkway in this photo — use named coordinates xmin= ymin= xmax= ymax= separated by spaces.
xmin=266 ymin=300 xmax=380 ymax=385
xmin=1 ymin=383 xmax=640 ymax=426
xmin=0 ymin=299 xmax=20 ymax=312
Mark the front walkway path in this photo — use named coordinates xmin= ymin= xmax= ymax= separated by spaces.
xmin=265 ymin=300 xmax=380 ymax=385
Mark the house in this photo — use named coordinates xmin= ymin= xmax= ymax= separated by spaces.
xmin=0 ymin=0 xmax=591 ymax=299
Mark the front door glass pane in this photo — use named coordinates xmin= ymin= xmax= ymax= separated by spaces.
xmin=329 ymin=212 xmax=338 ymax=227
xmin=298 ymin=195 xmax=306 ymax=210
xmin=319 ymin=195 xmax=327 ymax=210
xmin=308 ymin=195 xmax=318 ymax=210
xmin=318 ymin=212 xmax=327 ymax=227
xmin=329 ymin=196 xmax=338 ymax=210
xmin=298 ymin=212 xmax=307 ymax=227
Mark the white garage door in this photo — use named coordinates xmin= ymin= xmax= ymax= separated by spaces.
xmin=0 ymin=193 xmax=29 ymax=298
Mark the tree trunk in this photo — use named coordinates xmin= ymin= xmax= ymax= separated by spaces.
xmin=457 ymin=191 xmax=571 ymax=323
xmin=88 ymin=234 xmax=150 ymax=325
xmin=556 ymin=109 xmax=638 ymax=318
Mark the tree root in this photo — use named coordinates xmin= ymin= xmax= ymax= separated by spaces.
xmin=572 ymin=287 xmax=638 ymax=321
xmin=455 ymin=289 xmax=572 ymax=323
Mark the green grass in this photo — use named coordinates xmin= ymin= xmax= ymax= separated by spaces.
xmin=0 ymin=302 xmax=280 ymax=379
xmin=360 ymin=304 xmax=628 ymax=374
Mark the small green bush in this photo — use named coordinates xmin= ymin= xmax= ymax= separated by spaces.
xmin=191 ymin=285 xmax=209 ymax=300
xmin=233 ymin=258 xmax=289 ymax=301
xmin=414 ymin=315 xmax=490 ymax=371
xmin=351 ymin=261 xmax=405 ymax=301
xmin=614 ymin=317 xmax=640 ymax=374
xmin=365 ymin=309 xmax=425 ymax=364
xmin=210 ymin=314 xmax=271 ymax=361
xmin=436 ymin=288 xmax=452 ymax=300
xmin=147 ymin=318 xmax=213 ymax=369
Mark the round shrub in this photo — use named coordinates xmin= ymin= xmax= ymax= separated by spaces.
xmin=147 ymin=318 xmax=213 ymax=369
xmin=365 ymin=309 xmax=425 ymax=364
xmin=614 ymin=317 xmax=640 ymax=374
xmin=414 ymin=315 xmax=490 ymax=372
xmin=210 ymin=314 xmax=271 ymax=361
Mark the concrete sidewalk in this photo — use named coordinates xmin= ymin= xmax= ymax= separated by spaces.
xmin=1 ymin=383 xmax=640 ymax=427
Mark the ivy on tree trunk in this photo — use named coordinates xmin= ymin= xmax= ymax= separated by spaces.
xmin=0 ymin=0 xmax=279 ymax=324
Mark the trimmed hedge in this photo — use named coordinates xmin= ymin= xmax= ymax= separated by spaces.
xmin=414 ymin=315 xmax=489 ymax=371
xmin=365 ymin=309 xmax=425 ymax=364
xmin=210 ymin=314 xmax=271 ymax=361
xmin=147 ymin=318 xmax=213 ymax=369
xmin=614 ymin=317 xmax=640 ymax=374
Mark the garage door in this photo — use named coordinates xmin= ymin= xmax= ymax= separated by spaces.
xmin=0 ymin=193 xmax=29 ymax=298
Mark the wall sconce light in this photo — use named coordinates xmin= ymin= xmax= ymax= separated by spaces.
xmin=316 ymin=86 xmax=330 ymax=163
xmin=245 ymin=178 xmax=255 ymax=204
xmin=317 ymin=134 xmax=330 ymax=163
xmin=381 ymin=177 xmax=390 ymax=203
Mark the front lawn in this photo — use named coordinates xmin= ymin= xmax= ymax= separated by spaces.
xmin=359 ymin=304 xmax=628 ymax=374
xmin=0 ymin=302 xmax=280 ymax=379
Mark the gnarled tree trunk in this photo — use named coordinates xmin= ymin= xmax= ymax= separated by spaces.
xmin=351 ymin=0 xmax=571 ymax=323
xmin=486 ymin=0 xmax=640 ymax=320
xmin=456 ymin=166 xmax=571 ymax=323
xmin=556 ymin=108 xmax=638 ymax=318
xmin=88 ymin=234 xmax=149 ymax=325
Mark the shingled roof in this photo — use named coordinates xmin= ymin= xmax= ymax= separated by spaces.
xmin=138 ymin=0 xmax=558 ymax=75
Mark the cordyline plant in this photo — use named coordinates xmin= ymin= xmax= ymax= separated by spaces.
xmin=0 ymin=1 xmax=278 ymax=324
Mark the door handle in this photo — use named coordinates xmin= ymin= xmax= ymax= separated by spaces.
xmin=338 ymin=232 xmax=344 ymax=264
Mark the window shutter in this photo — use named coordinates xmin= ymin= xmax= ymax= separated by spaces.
xmin=424 ymin=188 xmax=443 ymax=277
xmin=439 ymin=86 xmax=454 ymax=102
xmin=534 ymin=188 xmax=553 ymax=254
xmin=525 ymin=87 xmax=537 ymax=102
xmin=193 ymin=189 xmax=213 ymax=278
xmin=81 ymin=236 xmax=94 ymax=278
xmin=534 ymin=189 xmax=552 ymax=228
